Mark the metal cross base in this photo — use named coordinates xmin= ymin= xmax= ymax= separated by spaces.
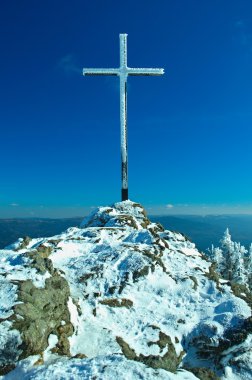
xmin=83 ymin=34 xmax=164 ymax=201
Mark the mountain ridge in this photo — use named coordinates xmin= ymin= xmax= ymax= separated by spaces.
xmin=0 ymin=201 xmax=251 ymax=379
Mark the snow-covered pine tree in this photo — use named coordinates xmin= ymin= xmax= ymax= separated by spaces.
xmin=244 ymin=243 xmax=252 ymax=291
xmin=231 ymin=242 xmax=247 ymax=285
xmin=219 ymin=228 xmax=234 ymax=281
xmin=209 ymin=229 xmax=251 ymax=290
xmin=209 ymin=244 xmax=225 ymax=273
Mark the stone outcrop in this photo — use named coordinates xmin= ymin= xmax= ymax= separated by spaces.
xmin=0 ymin=245 xmax=74 ymax=375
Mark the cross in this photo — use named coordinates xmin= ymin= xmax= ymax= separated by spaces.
xmin=83 ymin=34 xmax=164 ymax=201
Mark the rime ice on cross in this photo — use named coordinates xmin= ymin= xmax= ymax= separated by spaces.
xmin=83 ymin=34 xmax=164 ymax=201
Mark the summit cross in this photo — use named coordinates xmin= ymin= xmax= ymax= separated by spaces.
xmin=83 ymin=34 xmax=164 ymax=201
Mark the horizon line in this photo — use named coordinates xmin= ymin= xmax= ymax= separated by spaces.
xmin=1 ymin=212 xmax=252 ymax=220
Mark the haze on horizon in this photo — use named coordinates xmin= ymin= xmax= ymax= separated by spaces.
xmin=1 ymin=202 xmax=252 ymax=219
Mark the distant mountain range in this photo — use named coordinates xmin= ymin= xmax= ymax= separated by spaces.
xmin=0 ymin=214 xmax=252 ymax=252
xmin=151 ymin=215 xmax=252 ymax=252
xmin=0 ymin=218 xmax=83 ymax=249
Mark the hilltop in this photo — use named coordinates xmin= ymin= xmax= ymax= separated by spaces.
xmin=0 ymin=201 xmax=251 ymax=379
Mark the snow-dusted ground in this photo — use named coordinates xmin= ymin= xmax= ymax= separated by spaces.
xmin=2 ymin=355 xmax=199 ymax=380
xmin=0 ymin=201 xmax=251 ymax=379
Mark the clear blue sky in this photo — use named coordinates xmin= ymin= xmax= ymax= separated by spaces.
xmin=1 ymin=0 xmax=252 ymax=217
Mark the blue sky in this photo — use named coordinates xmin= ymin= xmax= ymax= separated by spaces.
xmin=1 ymin=0 xmax=252 ymax=217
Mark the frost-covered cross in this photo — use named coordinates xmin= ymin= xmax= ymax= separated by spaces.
xmin=83 ymin=34 xmax=164 ymax=201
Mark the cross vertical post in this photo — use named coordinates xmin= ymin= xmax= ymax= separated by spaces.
xmin=120 ymin=34 xmax=128 ymax=201
xmin=83 ymin=34 xmax=164 ymax=202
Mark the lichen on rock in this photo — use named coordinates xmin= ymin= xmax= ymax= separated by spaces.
xmin=116 ymin=331 xmax=184 ymax=373
xmin=0 ymin=250 xmax=74 ymax=375
xmin=13 ymin=271 xmax=73 ymax=358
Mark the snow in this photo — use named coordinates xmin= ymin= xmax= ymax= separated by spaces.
xmin=210 ymin=228 xmax=252 ymax=288
xmin=43 ymin=335 xmax=58 ymax=362
xmin=51 ymin=203 xmax=250 ymax=372
xmin=0 ymin=200 xmax=251 ymax=379
xmin=0 ymin=278 xmax=17 ymax=320
xmin=1 ymin=355 xmax=198 ymax=380
xmin=220 ymin=335 xmax=252 ymax=380
xmin=0 ymin=322 xmax=22 ymax=368
xmin=0 ymin=249 xmax=50 ymax=288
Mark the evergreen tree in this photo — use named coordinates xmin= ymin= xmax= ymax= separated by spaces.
xmin=219 ymin=228 xmax=234 ymax=281
xmin=209 ymin=245 xmax=224 ymax=273
xmin=231 ymin=242 xmax=247 ymax=285
xmin=209 ymin=229 xmax=251 ymax=290
xmin=245 ymin=244 xmax=252 ymax=291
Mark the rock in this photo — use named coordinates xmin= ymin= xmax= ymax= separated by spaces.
xmin=99 ymin=298 xmax=133 ymax=308
xmin=116 ymin=331 xmax=184 ymax=373
xmin=16 ymin=236 xmax=32 ymax=251
xmin=13 ymin=272 xmax=73 ymax=358
xmin=186 ymin=367 xmax=220 ymax=380
xmin=36 ymin=244 xmax=53 ymax=258
xmin=0 ymin=252 xmax=74 ymax=375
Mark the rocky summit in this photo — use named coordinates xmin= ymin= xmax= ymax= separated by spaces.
xmin=0 ymin=201 xmax=251 ymax=380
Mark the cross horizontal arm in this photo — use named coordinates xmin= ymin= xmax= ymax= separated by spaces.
xmin=127 ymin=68 xmax=164 ymax=76
xmin=83 ymin=68 xmax=119 ymax=76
